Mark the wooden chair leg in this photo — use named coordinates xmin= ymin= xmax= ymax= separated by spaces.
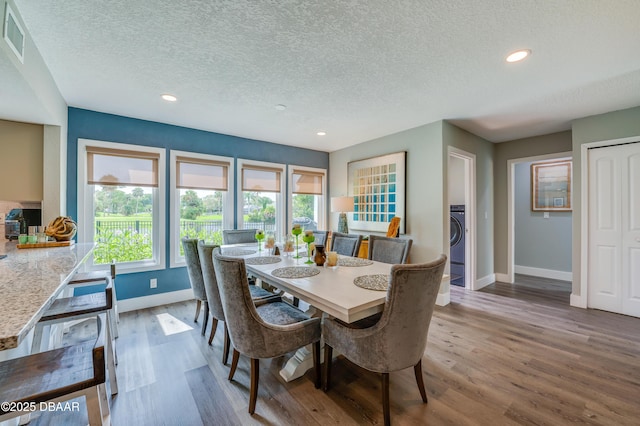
xmin=228 ymin=349 xmax=240 ymax=381
xmin=323 ymin=344 xmax=333 ymax=392
xmin=249 ymin=358 xmax=260 ymax=414
xmin=414 ymin=359 xmax=428 ymax=403
xmin=382 ymin=372 xmax=390 ymax=426
xmin=201 ymin=302 xmax=209 ymax=336
xmin=223 ymin=324 xmax=231 ymax=365
xmin=194 ymin=299 xmax=202 ymax=323
xmin=313 ymin=341 xmax=321 ymax=389
xmin=208 ymin=318 xmax=218 ymax=345
xmin=85 ymin=386 xmax=103 ymax=426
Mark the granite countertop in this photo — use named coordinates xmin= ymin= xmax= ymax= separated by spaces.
xmin=0 ymin=241 xmax=94 ymax=350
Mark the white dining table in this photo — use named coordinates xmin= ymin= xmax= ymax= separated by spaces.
xmin=220 ymin=244 xmax=394 ymax=381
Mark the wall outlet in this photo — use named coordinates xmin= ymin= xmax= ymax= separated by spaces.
xmin=544 ymin=212 xmax=550 ymax=219
xmin=150 ymin=278 xmax=157 ymax=288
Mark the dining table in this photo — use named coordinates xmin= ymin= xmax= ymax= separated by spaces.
xmin=0 ymin=241 xmax=95 ymax=356
xmin=220 ymin=243 xmax=400 ymax=381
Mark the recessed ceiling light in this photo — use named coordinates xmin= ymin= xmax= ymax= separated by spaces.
xmin=317 ymin=131 xmax=326 ymax=136
xmin=275 ymin=104 xmax=287 ymax=111
xmin=506 ymin=49 xmax=531 ymax=63
xmin=161 ymin=94 xmax=177 ymax=102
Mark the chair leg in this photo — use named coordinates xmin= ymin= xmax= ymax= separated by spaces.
xmin=414 ymin=360 xmax=428 ymax=403
xmin=194 ymin=299 xmax=202 ymax=322
xmin=31 ymin=323 xmax=44 ymax=353
xmin=312 ymin=341 xmax=321 ymax=389
xmin=208 ymin=318 xmax=218 ymax=345
xmin=85 ymin=386 xmax=103 ymax=426
xmin=201 ymin=301 xmax=209 ymax=336
xmin=228 ymin=349 xmax=240 ymax=381
xmin=106 ymin=316 xmax=118 ymax=396
xmin=223 ymin=324 xmax=231 ymax=365
xmin=381 ymin=372 xmax=390 ymax=426
xmin=323 ymin=344 xmax=333 ymax=392
xmin=249 ymin=358 xmax=260 ymax=414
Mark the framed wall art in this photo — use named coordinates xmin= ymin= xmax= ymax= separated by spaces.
xmin=348 ymin=151 xmax=406 ymax=234
xmin=531 ymin=159 xmax=572 ymax=211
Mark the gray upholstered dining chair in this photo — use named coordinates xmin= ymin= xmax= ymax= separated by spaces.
xmin=330 ymin=232 xmax=363 ymax=257
xmin=197 ymin=241 xmax=280 ymax=364
xmin=368 ymin=235 xmax=412 ymax=264
xmin=312 ymin=230 xmax=329 ymax=247
xmin=182 ymin=238 xmax=210 ymax=335
xmin=212 ymin=248 xmax=322 ymax=415
xmin=323 ymin=255 xmax=447 ymax=426
xmin=222 ymin=229 xmax=258 ymax=244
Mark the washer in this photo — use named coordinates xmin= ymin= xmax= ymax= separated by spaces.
xmin=450 ymin=205 xmax=465 ymax=286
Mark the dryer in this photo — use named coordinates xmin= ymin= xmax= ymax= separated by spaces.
xmin=450 ymin=205 xmax=465 ymax=286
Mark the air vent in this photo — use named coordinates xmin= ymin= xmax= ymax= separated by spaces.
xmin=3 ymin=3 xmax=25 ymax=63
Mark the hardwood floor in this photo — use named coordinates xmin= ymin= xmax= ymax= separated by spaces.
xmin=30 ymin=275 xmax=640 ymax=425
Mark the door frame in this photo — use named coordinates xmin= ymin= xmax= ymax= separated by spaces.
xmin=447 ymin=147 xmax=476 ymax=290
xmin=506 ymin=151 xmax=572 ymax=284
xmin=577 ymin=136 xmax=640 ymax=308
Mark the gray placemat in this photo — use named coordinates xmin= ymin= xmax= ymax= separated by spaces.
xmin=222 ymin=248 xmax=257 ymax=256
xmin=272 ymin=266 xmax=321 ymax=279
xmin=338 ymin=257 xmax=374 ymax=267
xmin=245 ymin=256 xmax=283 ymax=265
xmin=353 ymin=274 xmax=389 ymax=291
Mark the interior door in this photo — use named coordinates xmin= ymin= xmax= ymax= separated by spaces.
xmin=588 ymin=142 xmax=640 ymax=317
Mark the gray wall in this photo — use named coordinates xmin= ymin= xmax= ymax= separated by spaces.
xmin=493 ymin=131 xmax=573 ymax=276
xmin=571 ymin=106 xmax=640 ymax=298
xmin=514 ymin=161 xmax=572 ymax=273
xmin=443 ymin=121 xmax=495 ymax=283
xmin=448 ymin=155 xmax=465 ymax=205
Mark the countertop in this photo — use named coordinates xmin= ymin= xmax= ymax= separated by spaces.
xmin=0 ymin=241 xmax=94 ymax=350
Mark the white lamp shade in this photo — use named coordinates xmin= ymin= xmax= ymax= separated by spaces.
xmin=331 ymin=196 xmax=354 ymax=213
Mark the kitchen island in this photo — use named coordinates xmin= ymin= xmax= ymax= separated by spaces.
xmin=0 ymin=242 xmax=94 ymax=351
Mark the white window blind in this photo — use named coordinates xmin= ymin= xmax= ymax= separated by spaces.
xmin=242 ymin=166 xmax=281 ymax=193
xmin=292 ymin=169 xmax=323 ymax=195
xmin=176 ymin=156 xmax=228 ymax=191
xmin=87 ymin=146 xmax=159 ymax=187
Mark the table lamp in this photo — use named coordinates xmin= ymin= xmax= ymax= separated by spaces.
xmin=331 ymin=196 xmax=354 ymax=234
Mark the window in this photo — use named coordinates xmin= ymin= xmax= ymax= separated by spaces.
xmin=238 ymin=159 xmax=285 ymax=239
xmin=78 ymin=139 xmax=166 ymax=272
xmin=288 ymin=166 xmax=327 ymax=232
xmin=170 ymin=151 xmax=234 ymax=266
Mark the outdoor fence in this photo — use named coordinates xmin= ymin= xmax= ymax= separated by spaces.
xmin=95 ymin=219 xmax=277 ymax=236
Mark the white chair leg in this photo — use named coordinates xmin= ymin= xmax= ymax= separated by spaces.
xmin=31 ymin=323 xmax=44 ymax=353
xmin=105 ymin=316 xmax=118 ymax=396
xmin=109 ymin=306 xmax=119 ymax=339
xmin=97 ymin=383 xmax=111 ymax=424
xmin=106 ymin=312 xmax=118 ymax=366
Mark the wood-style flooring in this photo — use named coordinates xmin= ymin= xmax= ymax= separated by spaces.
xmin=29 ymin=275 xmax=640 ymax=425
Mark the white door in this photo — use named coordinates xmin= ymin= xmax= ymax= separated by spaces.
xmin=588 ymin=142 xmax=640 ymax=317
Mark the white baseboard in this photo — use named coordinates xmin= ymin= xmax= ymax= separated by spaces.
xmin=474 ymin=274 xmax=495 ymax=290
xmin=494 ymin=273 xmax=512 ymax=284
xmin=118 ymin=289 xmax=195 ymax=313
xmin=515 ymin=265 xmax=572 ymax=282
xmin=570 ymin=293 xmax=587 ymax=308
xmin=436 ymin=292 xmax=450 ymax=306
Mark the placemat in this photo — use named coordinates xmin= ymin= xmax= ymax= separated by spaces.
xmin=272 ymin=266 xmax=320 ymax=279
xmin=353 ymin=274 xmax=389 ymax=291
xmin=245 ymin=256 xmax=283 ymax=265
xmin=222 ymin=248 xmax=257 ymax=256
xmin=338 ymin=257 xmax=374 ymax=267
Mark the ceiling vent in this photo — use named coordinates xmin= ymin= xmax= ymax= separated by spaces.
xmin=3 ymin=3 xmax=25 ymax=63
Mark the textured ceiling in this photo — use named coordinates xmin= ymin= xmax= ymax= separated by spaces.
xmin=8 ymin=0 xmax=640 ymax=151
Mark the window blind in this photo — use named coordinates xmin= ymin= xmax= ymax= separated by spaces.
xmin=176 ymin=156 xmax=229 ymax=191
xmin=292 ymin=169 xmax=323 ymax=195
xmin=87 ymin=146 xmax=159 ymax=187
xmin=242 ymin=166 xmax=281 ymax=193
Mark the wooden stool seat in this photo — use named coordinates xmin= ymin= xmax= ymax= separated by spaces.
xmin=0 ymin=316 xmax=110 ymax=425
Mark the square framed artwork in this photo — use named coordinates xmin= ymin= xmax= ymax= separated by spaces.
xmin=348 ymin=151 xmax=406 ymax=233
xmin=531 ymin=160 xmax=572 ymax=211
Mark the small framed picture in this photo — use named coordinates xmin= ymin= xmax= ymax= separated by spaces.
xmin=531 ymin=160 xmax=572 ymax=212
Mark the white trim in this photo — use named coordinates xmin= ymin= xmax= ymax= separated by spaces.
xmin=169 ymin=150 xmax=235 ymax=268
xmin=77 ymin=138 xmax=166 ymax=273
xmin=475 ymin=273 xmax=495 ymax=290
xmin=118 ymin=289 xmax=195 ymax=313
xmin=287 ymin=164 xmax=328 ymax=231
xmin=506 ymin=152 xmax=572 ymax=286
xmin=237 ymin=158 xmax=286 ymax=237
xmin=579 ymin=135 xmax=640 ymax=310
xmin=436 ymin=292 xmax=450 ymax=306
xmin=495 ymin=273 xmax=511 ymax=283
xmin=514 ymin=265 xmax=572 ymax=282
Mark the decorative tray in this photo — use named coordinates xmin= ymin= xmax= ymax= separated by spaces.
xmin=17 ymin=240 xmax=75 ymax=249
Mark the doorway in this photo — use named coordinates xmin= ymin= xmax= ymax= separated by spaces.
xmin=448 ymin=147 xmax=475 ymax=290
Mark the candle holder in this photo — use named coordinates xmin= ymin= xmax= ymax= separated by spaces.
xmin=302 ymin=231 xmax=315 ymax=264
xmin=255 ymin=230 xmax=265 ymax=253
xmin=291 ymin=225 xmax=302 ymax=259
